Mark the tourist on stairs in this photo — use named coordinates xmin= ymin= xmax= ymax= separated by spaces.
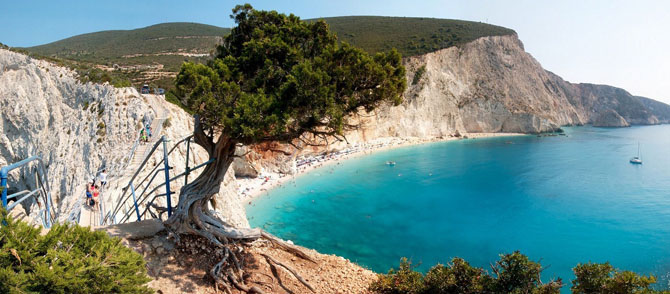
xmin=98 ymin=169 xmax=107 ymax=191
xmin=92 ymin=185 xmax=100 ymax=211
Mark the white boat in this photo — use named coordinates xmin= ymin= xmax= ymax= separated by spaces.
xmin=386 ymin=161 xmax=396 ymax=166
xmin=630 ymin=142 xmax=642 ymax=164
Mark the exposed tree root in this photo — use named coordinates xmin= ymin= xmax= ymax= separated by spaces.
xmin=166 ymin=117 xmax=318 ymax=293
xmin=261 ymin=253 xmax=316 ymax=293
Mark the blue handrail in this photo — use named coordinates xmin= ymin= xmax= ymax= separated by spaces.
xmin=1 ymin=155 xmax=56 ymax=228
xmin=108 ymin=134 xmax=215 ymax=225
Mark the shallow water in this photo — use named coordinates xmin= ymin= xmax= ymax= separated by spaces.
xmin=247 ymin=125 xmax=670 ymax=290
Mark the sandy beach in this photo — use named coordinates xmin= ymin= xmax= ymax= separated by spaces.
xmin=237 ymin=132 xmax=526 ymax=204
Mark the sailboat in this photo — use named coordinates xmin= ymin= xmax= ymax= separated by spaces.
xmin=630 ymin=142 xmax=643 ymax=164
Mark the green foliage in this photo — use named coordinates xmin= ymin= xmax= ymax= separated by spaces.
xmin=571 ymin=262 xmax=665 ymax=294
xmin=489 ymin=251 xmax=561 ymax=294
xmin=412 ymin=65 xmax=426 ymax=85
xmin=82 ymin=101 xmax=89 ymax=110
xmin=175 ymin=4 xmax=406 ymax=144
xmin=0 ymin=208 xmax=152 ymax=293
xmin=369 ymin=258 xmax=425 ymax=294
xmin=163 ymin=117 xmax=172 ymax=129
xmin=19 ymin=16 xmax=514 ymax=92
xmin=319 ymin=16 xmax=516 ymax=57
xmin=370 ymin=253 xmax=670 ymax=294
xmin=24 ymin=23 xmax=229 ymax=68
xmin=165 ymin=90 xmax=192 ymax=114
xmin=369 ymin=252 xmax=560 ymax=294
xmin=424 ymin=257 xmax=491 ymax=294
xmin=112 ymin=77 xmax=132 ymax=88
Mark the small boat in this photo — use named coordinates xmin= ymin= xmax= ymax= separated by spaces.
xmin=630 ymin=142 xmax=643 ymax=164
xmin=386 ymin=161 xmax=396 ymax=166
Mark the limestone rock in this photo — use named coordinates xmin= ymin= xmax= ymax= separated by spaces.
xmin=593 ymin=109 xmax=630 ymax=127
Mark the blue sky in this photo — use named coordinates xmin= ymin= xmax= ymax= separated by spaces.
xmin=2 ymin=0 xmax=669 ymax=103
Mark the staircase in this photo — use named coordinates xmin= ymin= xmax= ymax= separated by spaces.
xmin=78 ymin=116 xmax=167 ymax=228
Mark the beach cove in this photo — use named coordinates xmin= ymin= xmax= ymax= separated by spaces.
xmin=246 ymin=125 xmax=670 ymax=291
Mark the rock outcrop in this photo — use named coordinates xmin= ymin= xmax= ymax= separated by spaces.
xmin=0 ymin=48 xmax=249 ymax=228
xmin=592 ymin=109 xmax=630 ymax=127
xmin=234 ymin=34 xmax=670 ymax=175
xmin=344 ymin=35 xmax=668 ymax=142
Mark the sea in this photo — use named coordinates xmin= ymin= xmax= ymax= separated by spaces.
xmin=246 ymin=125 xmax=670 ymax=291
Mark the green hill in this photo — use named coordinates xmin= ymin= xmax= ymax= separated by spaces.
xmin=26 ymin=22 xmax=230 ymax=71
xmin=318 ymin=16 xmax=515 ymax=57
xmin=19 ymin=17 xmax=514 ymax=89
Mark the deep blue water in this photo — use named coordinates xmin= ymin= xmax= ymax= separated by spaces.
xmin=246 ymin=125 xmax=670 ymax=291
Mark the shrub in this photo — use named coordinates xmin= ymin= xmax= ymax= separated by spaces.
xmin=112 ymin=77 xmax=132 ymax=88
xmin=0 ymin=208 xmax=152 ymax=293
xmin=162 ymin=117 xmax=172 ymax=129
xmin=571 ymin=262 xmax=660 ymax=294
xmin=489 ymin=251 xmax=561 ymax=294
xmin=369 ymin=258 xmax=426 ymax=294
xmin=412 ymin=65 xmax=426 ymax=85
xmin=424 ymin=257 xmax=490 ymax=293
xmin=369 ymin=253 xmax=670 ymax=294
xmin=165 ymin=90 xmax=193 ymax=114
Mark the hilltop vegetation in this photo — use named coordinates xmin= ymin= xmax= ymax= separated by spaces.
xmin=26 ymin=22 xmax=230 ymax=71
xmin=320 ymin=16 xmax=515 ymax=57
xmin=24 ymin=17 xmax=514 ymax=64
xmin=15 ymin=17 xmax=513 ymax=91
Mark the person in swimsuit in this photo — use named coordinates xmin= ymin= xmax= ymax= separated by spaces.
xmin=93 ymin=185 xmax=100 ymax=211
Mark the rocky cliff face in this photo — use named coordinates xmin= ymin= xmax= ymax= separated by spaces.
xmin=0 ymin=49 xmax=147 ymax=215
xmin=237 ymin=34 xmax=670 ymax=175
xmin=0 ymin=49 xmax=249 ymax=227
xmin=345 ymin=35 xmax=668 ymax=141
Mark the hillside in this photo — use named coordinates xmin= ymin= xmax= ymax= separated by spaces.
xmin=19 ymin=17 xmax=514 ymax=89
xmin=26 ymin=22 xmax=230 ymax=71
xmin=319 ymin=16 xmax=515 ymax=56
xmin=24 ymin=17 xmax=513 ymax=62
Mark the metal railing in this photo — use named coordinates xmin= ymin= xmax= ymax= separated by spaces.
xmin=1 ymin=155 xmax=57 ymax=228
xmin=105 ymin=134 xmax=212 ymax=225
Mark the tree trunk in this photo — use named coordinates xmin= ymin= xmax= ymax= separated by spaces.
xmin=165 ymin=116 xmax=261 ymax=245
xmin=164 ymin=116 xmax=316 ymax=293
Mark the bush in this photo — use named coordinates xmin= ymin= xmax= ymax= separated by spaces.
xmin=112 ymin=77 xmax=132 ymax=88
xmin=163 ymin=117 xmax=172 ymax=129
xmin=412 ymin=65 xmax=426 ymax=85
xmin=489 ymin=251 xmax=561 ymax=294
xmin=0 ymin=208 xmax=152 ymax=293
xmin=369 ymin=252 xmax=670 ymax=294
xmin=369 ymin=258 xmax=426 ymax=294
xmin=572 ymin=262 xmax=662 ymax=294
xmin=424 ymin=257 xmax=490 ymax=294
xmin=165 ymin=90 xmax=193 ymax=114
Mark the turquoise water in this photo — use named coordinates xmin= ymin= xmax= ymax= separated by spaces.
xmin=246 ymin=126 xmax=670 ymax=290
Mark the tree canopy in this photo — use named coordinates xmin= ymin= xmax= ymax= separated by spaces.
xmin=175 ymin=4 xmax=406 ymax=144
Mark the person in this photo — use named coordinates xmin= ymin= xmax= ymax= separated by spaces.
xmin=92 ymin=185 xmax=100 ymax=211
xmin=85 ymin=181 xmax=94 ymax=206
xmin=99 ymin=169 xmax=108 ymax=190
xmin=140 ymin=128 xmax=147 ymax=143
xmin=147 ymin=125 xmax=153 ymax=140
